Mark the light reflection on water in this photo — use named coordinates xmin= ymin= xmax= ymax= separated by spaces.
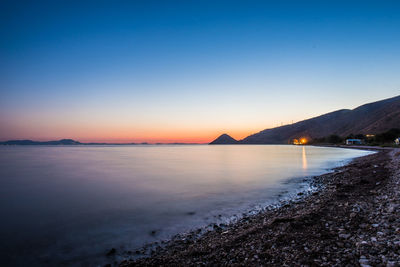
xmin=302 ymin=146 xmax=308 ymax=170
xmin=0 ymin=145 xmax=372 ymax=266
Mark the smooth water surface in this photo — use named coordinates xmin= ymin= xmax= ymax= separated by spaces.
xmin=0 ymin=145 xmax=372 ymax=266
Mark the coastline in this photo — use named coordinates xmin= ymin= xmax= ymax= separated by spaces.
xmin=119 ymin=147 xmax=400 ymax=266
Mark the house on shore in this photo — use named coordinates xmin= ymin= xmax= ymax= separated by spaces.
xmin=395 ymin=138 xmax=400 ymax=145
xmin=346 ymin=139 xmax=364 ymax=145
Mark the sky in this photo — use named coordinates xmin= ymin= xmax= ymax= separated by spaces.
xmin=1 ymin=0 xmax=399 ymax=143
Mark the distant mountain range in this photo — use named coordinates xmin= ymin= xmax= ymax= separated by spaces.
xmin=0 ymin=139 xmax=82 ymax=145
xmin=0 ymin=139 xmax=197 ymax=145
xmin=211 ymin=95 xmax=400 ymax=144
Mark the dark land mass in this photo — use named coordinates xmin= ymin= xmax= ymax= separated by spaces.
xmin=0 ymin=139 xmax=82 ymax=145
xmin=211 ymin=95 xmax=400 ymax=144
xmin=0 ymin=140 xmax=200 ymax=145
xmin=209 ymin=134 xmax=238 ymax=144
xmin=120 ymin=148 xmax=400 ymax=266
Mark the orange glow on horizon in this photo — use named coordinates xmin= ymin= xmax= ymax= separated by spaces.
xmin=0 ymin=113 xmax=263 ymax=143
xmin=2 ymin=129 xmax=256 ymax=144
xmin=75 ymin=129 xmax=254 ymax=144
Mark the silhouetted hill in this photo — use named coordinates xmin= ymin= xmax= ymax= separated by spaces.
xmin=210 ymin=134 xmax=238 ymax=144
xmin=0 ymin=139 xmax=81 ymax=145
xmin=211 ymin=95 xmax=400 ymax=144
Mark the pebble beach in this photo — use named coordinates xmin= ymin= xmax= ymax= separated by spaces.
xmin=119 ymin=147 xmax=400 ymax=266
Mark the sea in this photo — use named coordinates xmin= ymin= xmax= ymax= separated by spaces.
xmin=0 ymin=145 xmax=373 ymax=266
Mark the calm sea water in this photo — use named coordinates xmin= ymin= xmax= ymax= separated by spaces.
xmin=0 ymin=145 xmax=372 ymax=266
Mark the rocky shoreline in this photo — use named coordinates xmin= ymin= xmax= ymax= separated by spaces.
xmin=119 ymin=148 xmax=400 ymax=266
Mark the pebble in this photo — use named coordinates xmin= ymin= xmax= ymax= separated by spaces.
xmin=339 ymin=233 xmax=351 ymax=239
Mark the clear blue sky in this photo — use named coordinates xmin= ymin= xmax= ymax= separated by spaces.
xmin=1 ymin=0 xmax=399 ymax=142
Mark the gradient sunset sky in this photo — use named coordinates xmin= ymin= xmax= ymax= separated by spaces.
xmin=1 ymin=0 xmax=399 ymax=143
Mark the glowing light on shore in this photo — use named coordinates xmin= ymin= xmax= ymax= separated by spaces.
xmin=293 ymin=138 xmax=308 ymax=145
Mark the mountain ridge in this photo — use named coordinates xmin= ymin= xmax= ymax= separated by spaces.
xmin=210 ymin=95 xmax=400 ymax=144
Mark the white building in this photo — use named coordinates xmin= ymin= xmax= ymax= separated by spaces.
xmin=395 ymin=138 xmax=400 ymax=145
xmin=346 ymin=139 xmax=363 ymax=145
